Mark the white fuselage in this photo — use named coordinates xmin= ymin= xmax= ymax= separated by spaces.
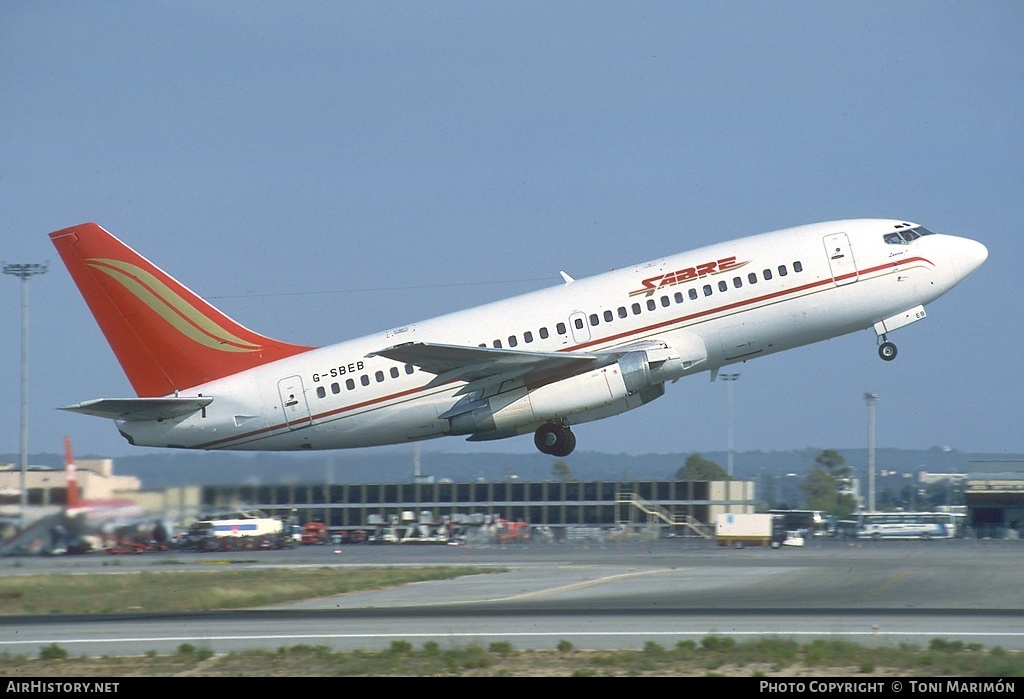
xmin=114 ymin=219 xmax=986 ymax=451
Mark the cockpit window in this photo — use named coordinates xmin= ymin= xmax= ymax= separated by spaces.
xmin=883 ymin=226 xmax=935 ymax=245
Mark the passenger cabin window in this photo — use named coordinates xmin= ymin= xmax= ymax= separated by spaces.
xmin=316 ymin=386 xmax=326 ymax=398
xmin=660 ymin=295 xmax=670 ymax=307
xmin=763 ymin=269 xmax=773 ymax=281
xmin=360 ymin=375 xmax=370 ymax=387
xmin=718 ymin=280 xmax=727 ymax=292
xmin=748 ymin=272 xmax=758 ymax=285
xmin=493 ymin=339 xmax=502 ymax=348
xmin=647 ymin=299 xmax=656 ymax=311
xmin=674 ymin=292 xmax=684 ymax=304
xmin=524 ymin=331 xmax=534 ymax=343
xmin=794 ymin=261 xmax=803 ymax=273
xmin=332 ymin=382 xmax=341 ymax=394
xmin=703 ymin=284 xmax=712 ymax=297
xmin=688 ymin=288 xmax=698 ymax=300
xmin=604 ymin=310 xmax=614 ymax=322
xmin=508 ymin=335 xmax=517 ymax=347
xmin=540 ymin=327 xmax=549 ymax=339
xmin=589 ymin=314 xmax=599 ymax=326
xmin=574 ymin=317 xmax=584 ymax=330
xmin=618 ymin=306 xmax=628 ymax=318
xmin=778 ymin=265 xmax=788 ymax=277
xmin=346 ymin=378 xmax=355 ymax=390
xmin=733 ymin=277 xmax=742 ymax=289
xmin=557 ymin=322 xmax=567 ymax=334
xmin=390 ymin=367 xmax=399 ymax=379
xmin=632 ymin=302 xmax=642 ymax=315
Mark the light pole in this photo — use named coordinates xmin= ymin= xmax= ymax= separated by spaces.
xmin=722 ymin=373 xmax=740 ymax=477
xmin=3 ymin=262 xmax=48 ymax=530
xmin=864 ymin=392 xmax=878 ymax=512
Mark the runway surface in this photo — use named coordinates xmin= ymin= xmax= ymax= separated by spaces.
xmin=2 ymin=538 xmax=1022 ymax=656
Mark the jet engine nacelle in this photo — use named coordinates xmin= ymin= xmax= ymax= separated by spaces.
xmin=447 ymin=351 xmax=656 ymax=437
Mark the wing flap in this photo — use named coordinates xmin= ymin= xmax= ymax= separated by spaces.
xmin=59 ymin=397 xmax=213 ymax=421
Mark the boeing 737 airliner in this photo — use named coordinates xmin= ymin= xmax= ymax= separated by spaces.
xmin=50 ymin=219 xmax=986 ymax=457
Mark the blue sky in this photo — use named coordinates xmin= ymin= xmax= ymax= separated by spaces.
xmin=1 ymin=2 xmax=1021 ymax=462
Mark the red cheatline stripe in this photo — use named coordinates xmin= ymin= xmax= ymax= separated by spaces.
xmin=197 ymin=257 xmax=931 ymax=449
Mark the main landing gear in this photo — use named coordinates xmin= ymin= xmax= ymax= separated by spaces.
xmin=877 ymin=335 xmax=898 ymax=361
xmin=534 ymin=420 xmax=576 ymax=457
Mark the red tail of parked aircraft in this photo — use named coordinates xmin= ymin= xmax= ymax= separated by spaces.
xmin=62 ymin=436 xmax=144 ymax=525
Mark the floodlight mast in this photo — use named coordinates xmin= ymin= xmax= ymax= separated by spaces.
xmin=722 ymin=373 xmax=740 ymax=478
xmin=864 ymin=392 xmax=879 ymax=513
xmin=3 ymin=262 xmax=48 ymax=530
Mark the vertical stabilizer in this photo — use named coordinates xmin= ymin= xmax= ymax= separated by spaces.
xmin=50 ymin=223 xmax=315 ymax=396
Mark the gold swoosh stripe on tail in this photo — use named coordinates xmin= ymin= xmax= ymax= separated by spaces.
xmin=86 ymin=258 xmax=263 ymax=352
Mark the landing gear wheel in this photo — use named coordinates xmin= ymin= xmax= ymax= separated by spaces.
xmin=534 ymin=421 xmax=576 ymax=457
xmin=878 ymin=341 xmax=897 ymax=361
xmin=556 ymin=429 xmax=576 ymax=458
xmin=534 ymin=423 xmax=559 ymax=454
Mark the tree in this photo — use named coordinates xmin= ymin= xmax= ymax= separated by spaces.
xmin=675 ymin=453 xmax=730 ymax=481
xmin=552 ymin=460 xmax=574 ymax=482
xmin=923 ymin=478 xmax=964 ymax=509
xmin=800 ymin=449 xmax=857 ymax=517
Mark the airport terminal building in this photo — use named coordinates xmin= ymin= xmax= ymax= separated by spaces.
xmin=965 ymin=461 xmax=1024 ymax=538
xmin=196 ymin=477 xmax=757 ymax=540
xmin=6 ymin=458 xmax=1024 ymax=542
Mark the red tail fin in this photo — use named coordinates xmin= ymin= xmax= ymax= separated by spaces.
xmin=50 ymin=223 xmax=315 ymax=396
xmin=64 ymin=436 xmax=80 ymax=509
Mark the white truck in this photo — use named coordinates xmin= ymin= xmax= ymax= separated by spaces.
xmin=186 ymin=510 xmax=286 ymax=540
xmin=715 ymin=513 xmax=787 ymax=548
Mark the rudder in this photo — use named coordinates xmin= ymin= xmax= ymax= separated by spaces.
xmin=50 ymin=223 xmax=315 ymax=397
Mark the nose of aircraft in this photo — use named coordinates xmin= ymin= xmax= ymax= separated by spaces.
xmin=955 ymin=237 xmax=988 ymax=279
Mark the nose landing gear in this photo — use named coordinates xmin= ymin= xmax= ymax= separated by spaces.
xmin=534 ymin=420 xmax=576 ymax=457
xmin=877 ymin=336 xmax=897 ymax=361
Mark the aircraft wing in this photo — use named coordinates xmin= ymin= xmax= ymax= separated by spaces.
xmin=58 ymin=397 xmax=214 ymax=421
xmin=368 ymin=342 xmax=599 ymax=395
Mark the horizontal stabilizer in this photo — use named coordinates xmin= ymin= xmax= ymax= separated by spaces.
xmin=59 ymin=396 xmax=213 ymax=421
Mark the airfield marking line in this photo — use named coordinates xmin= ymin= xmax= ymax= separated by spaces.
xmin=445 ymin=566 xmax=686 ymax=604
xmin=867 ymin=566 xmax=927 ymax=600
xmin=336 ymin=565 xmax=684 ymax=608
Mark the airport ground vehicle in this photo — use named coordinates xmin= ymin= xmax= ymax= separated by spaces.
xmin=714 ymin=513 xmax=787 ymax=548
xmin=495 ymin=519 xmax=530 ymax=544
xmin=193 ymin=511 xmax=284 ymax=538
xmin=854 ymin=511 xmax=961 ymax=540
xmin=767 ymin=509 xmax=833 ymax=537
xmin=181 ymin=510 xmax=295 ymax=551
xmin=300 ymin=521 xmax=328 ymax=545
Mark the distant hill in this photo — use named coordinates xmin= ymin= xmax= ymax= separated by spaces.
xmin=5 ymin=446 xmax=1022 ymax=488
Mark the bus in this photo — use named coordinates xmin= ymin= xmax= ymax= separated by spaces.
xmin=767 ymin=509 xmax=832 ymax=537
xmin=854 ymin=512 xmax=961 ymax=540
